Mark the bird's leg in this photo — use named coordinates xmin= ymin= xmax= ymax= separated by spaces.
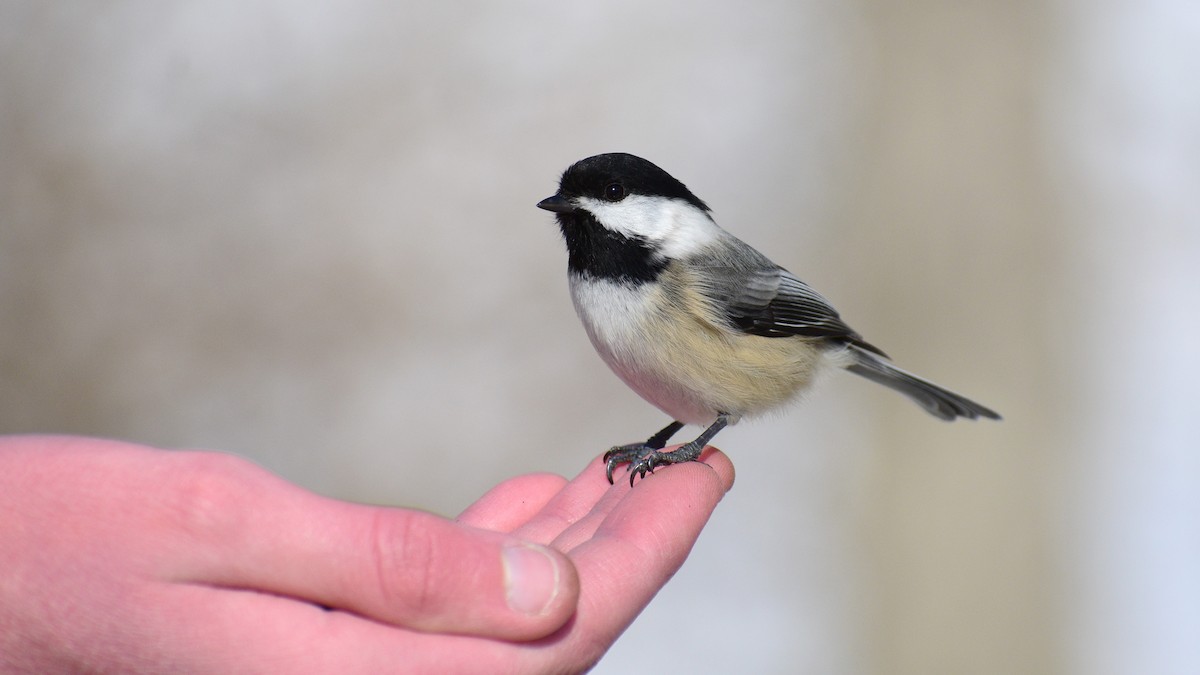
xmin=603 ymin=421 xmax=684 ymax=484
xmin=643 ymin=420 xmax=686 ymax=450
xmin=607 ymin=414 xmax=730 ymax=487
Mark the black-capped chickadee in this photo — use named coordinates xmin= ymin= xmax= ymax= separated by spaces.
xmin=537 ymin=153 xmax=1000 ymax=485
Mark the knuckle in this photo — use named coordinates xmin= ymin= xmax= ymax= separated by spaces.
xmin=369 ymin=510 xmax=450 ymax=617
xmin=158 ymin=452 xmax=261 ymax=544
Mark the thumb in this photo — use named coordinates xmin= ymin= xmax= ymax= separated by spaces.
xmin=165 ymin=454 xmax=580 ymax=641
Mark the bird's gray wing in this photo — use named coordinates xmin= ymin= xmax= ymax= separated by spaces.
xmin=688 ymin=239 xmax=1000 ymax=420
xmin=691 ymin=246 xmax=887 ymax=356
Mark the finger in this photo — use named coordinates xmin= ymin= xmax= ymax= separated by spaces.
xmin=527 ymin=448 xmax=734 ymax=670
xmin=158 ymin=453 xmax=580 ymax=642
xmin=551 ymin=447 xmax=733 ymax=553
xmin=509 ymin=454 xmax=628 ymax=545
xmin=512 ymin=446 xmax=734 ymax=547
xmin=134 ymin=583 xmax=530 ymax=675
xmin=456 ymin=472 xmax=568 ymax=532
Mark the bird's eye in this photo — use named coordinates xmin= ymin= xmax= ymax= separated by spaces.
xmin=603 ymin=182 xmax=627 ymax=202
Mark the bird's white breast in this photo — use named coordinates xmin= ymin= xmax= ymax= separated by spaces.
xmin=569 ymin=275 xmax=658 ymax=373
xmin=569 ymin=274 xmax=723 ymax=425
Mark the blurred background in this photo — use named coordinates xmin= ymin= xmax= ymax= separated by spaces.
xmin=2 ymin=2 xmax=1197 ymax=673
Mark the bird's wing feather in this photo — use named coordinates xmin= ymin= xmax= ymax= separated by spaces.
xmin=690 ymin=243 xmax=887 ymax=356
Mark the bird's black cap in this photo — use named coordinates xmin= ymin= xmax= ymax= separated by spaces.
xmin=548 ymin=153 xmax=710 ymax=212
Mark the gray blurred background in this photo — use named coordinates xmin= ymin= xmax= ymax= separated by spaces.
xmin=2 ymin=2 xmax=1197 ymax=673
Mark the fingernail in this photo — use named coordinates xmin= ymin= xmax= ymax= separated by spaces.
xmin=502 ymin=542 xmax=561 ymax=616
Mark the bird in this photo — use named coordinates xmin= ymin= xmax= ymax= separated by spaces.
xmin=536 ymin=152 xmax=1000 ymax=485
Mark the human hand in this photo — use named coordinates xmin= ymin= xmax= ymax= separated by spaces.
xmin=0 ymin=435 xmax=733 ymax=673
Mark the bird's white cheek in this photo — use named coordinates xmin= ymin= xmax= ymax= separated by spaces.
xmin=577 ymin=195 xmax=666 ymax=241
xmin=576 ymin=196 xmax=721 ymax=258
xmin=657 ymin=204 xmax=722 ymax=259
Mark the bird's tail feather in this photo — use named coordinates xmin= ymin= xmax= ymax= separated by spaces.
xmin=844 ymin=347 xmax=1001 ymax=421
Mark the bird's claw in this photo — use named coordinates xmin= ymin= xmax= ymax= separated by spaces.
xmin=603 ymin=441 xmax=703 ymax=486
xmin=604 ymin=443 xmax=656 ymax=486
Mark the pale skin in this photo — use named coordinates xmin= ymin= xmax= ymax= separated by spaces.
xmin=0 ymin=435 xmax=734 ymax=674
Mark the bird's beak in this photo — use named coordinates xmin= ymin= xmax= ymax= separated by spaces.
xmin=536 ymin=195 xmax=577 ymax=213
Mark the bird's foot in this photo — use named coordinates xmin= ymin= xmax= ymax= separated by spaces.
xmin=603 ymin=441 xmax=704 ymax=487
